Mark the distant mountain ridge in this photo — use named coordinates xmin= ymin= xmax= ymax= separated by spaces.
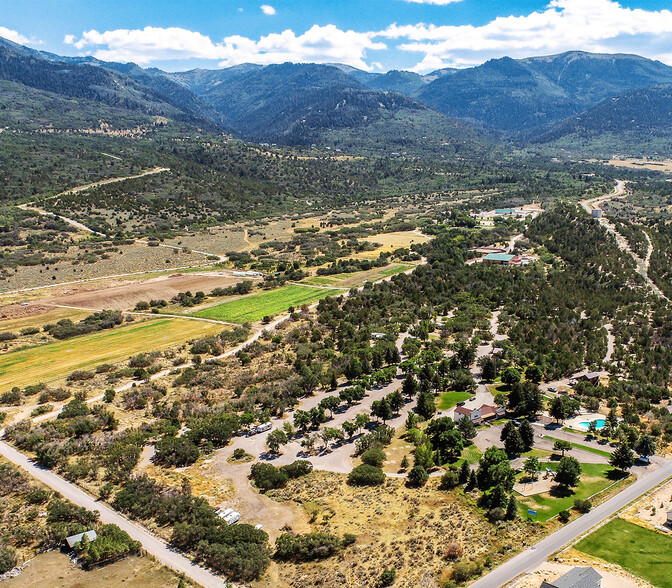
xmin=415 ymin=51 xmax=672 ymax=133
xmin=2 ymin=35 xmax=672 ymax=154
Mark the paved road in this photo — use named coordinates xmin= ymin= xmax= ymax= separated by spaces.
xmin=0 ymin=440 xmax=225 ymax=588
xmin=469 ymin=460 xmax=672 ymax=588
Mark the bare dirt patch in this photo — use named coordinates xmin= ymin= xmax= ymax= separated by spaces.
xmin=601 ymin=158 xmax=672 ymax=174
xmin=2 ymin=551 xmax=193 ymax=588
xmin=40 ymin=272 xmax=250 ymax=311
xmin=622 ymin=477 xmax=672 ymax=530
xmin=201 ymin=451 xmax=311 ymax=542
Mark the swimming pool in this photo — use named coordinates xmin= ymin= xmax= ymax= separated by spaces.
xmin=578 ymin=419 xmax=606 ymax=429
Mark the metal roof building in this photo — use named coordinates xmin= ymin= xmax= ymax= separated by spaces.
xmin=483 ymin=253 xmax=515 ymax=263
xmin=66 ymin=530 xmax=97 ymax=549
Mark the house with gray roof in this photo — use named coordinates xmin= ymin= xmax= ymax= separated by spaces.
xmin=540 ymin=566 xmax=602 ymax=588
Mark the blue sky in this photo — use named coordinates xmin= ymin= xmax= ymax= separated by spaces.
xmin=2 ymin=0 xmax=672 ymax=72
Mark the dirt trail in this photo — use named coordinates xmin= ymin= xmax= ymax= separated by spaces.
xmin=581 ymin=181 xmax=669 ymax=302
xmin=15 ymin=166 xmax=227 ymax=283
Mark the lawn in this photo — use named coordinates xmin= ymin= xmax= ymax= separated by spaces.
xmin=193 ymin=285 xmax=346 ymax=323
xmin=575 ymin=518 xmax=672 ymax=588
xmin=542 ymin=436 xmax=612 ymax=458
xmin=516 ymin=463 xmax=625 ymax=521
xmin=437 ymin=391 xmax=472 ymax=410
xmin=460 ymin=444 xmax=483 ymax=465
xmin=302 ymin=276 xmax=339 ymax=286
xmin=378 ymin=264 xmax=414 ymax=276
xmin=0 ymin=318 xmax=223 ymax=392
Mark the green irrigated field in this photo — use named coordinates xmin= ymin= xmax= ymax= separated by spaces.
xmin=378 ymin=264 xmax=414 ymax=276
xmin=0 ymin=318 xmax=222 ymax=391
xmin=193 ymin=285 xmax=346 ymax=323
xmin=575 ymin=518 xmax=672 ymax=587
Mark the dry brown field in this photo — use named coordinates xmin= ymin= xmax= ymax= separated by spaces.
xmin=39 ymin=271 xmax=255 ymax=311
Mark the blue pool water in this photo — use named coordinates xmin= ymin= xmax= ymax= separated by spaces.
xmin=579 ymin=419 xmax=606 ymax=429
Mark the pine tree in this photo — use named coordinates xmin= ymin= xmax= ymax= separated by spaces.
xmin=506 ymin=495 xmax=518 ymax=520
xmin=519 ymin=420 xmax=535 ymax=451
xmin=416 ymin=389 xmax=436 ymax=420
xmin=459 ymin=460 xmax=470 ymax=484
xmin=467 ymin=469 xmax=477 ymax=490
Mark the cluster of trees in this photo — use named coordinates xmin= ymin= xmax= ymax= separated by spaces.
xmin=500 ymin=419 xmax=535 ymax=456
xmin=274 ymin=531 xmax=356 ymax=561
xmin=114 ymin=474 xmax=270 ymax=581
xmin=44 ymin=310 xmax=124 ymax=340
xmin=475 ymin=447 xmax=519 ymax=521
xmin=73 ymin=524 xmax=141 ymax=567
xmin=6 ymin=396 xmax=118 ymax=469
xmin=315 ymin=255 xmax=389 ymax=276
xmin=249 ymin=460 xmax=313 ymax=492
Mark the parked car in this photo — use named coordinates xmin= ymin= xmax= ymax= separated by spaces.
xmin=457 ymin=401 xmax=466 ymax=406
xmin=469 ymin=396 xmax=476 ymax=401
xmin=549 ymin=387 xmax=557 ymax=393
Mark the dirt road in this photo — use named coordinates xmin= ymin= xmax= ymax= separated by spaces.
xmin=580 ymin=181 xmax=668 ymax=301
xmin=0 ymin=439 xmax=229 ymax=588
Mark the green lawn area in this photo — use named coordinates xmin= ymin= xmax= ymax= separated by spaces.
xmin=460 ymin=444 xmax=483 ymax=465
xmin=437 ymin=391 xmax=472 ymax=410
xmin=522 ymin=448 xmax=554 ymax=459
xmin=193 ymin=285 xmax=346 ymax=323
xmin=302 ymin=276 xmax=339 ymax=286
xmin=378 ymin=264 xmax=414 ymax=276
xmin=542 ymin=436 xmax=613 ymax=458
xmin=487 ymin=383 xmax=508 ymax=395
xmin=575 ymin=518 xmax=672 ymax=587
xmin=516 ymin=463 xmax=625 ymax=521
xmin=0 ymin=318 xmax=223 ymax=392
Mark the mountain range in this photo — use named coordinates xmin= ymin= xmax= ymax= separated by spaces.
xmin=2 ymin=35 xmax=672 ymax=154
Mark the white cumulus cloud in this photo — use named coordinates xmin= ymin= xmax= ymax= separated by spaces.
xmin=0 ymin=26 xmax=34 ymax=45
xmin=380 ymin=0 xmax=672 ymax=71
xmin=66 ymin=24 xmax=386 ymax=70
xmin=260 ymin=5 xmax=276 ymax=15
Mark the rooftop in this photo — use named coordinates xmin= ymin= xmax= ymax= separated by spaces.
xmin=541 ymin=566 xmax=602 ymax=588
xmin=66 ymin=530 xmax=97 ymax=548
xmin=483 ymin=253 xmax=515 ymax=262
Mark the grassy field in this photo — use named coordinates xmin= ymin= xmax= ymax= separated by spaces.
xmin=516 ymin=463 xmax=624 ymax=520
xmin=0 ymin=307 xmax=90 ymax=333
xmin=378 ymin=264 xmax=414 ymax=276
xmin=437 ymin=391 xmax=472 ymax=410
xmin=0 ymin=318 xmax=223 ymax=391
xmin=575 ymin=518 xmax=672 ymax=587
xmin=361 ymin=230 xmax=431 ymax=252
xmin=302 ymin=276 xmax=339 ymax=286
xmin=193 ymin=285 xmax=346 ymax=323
